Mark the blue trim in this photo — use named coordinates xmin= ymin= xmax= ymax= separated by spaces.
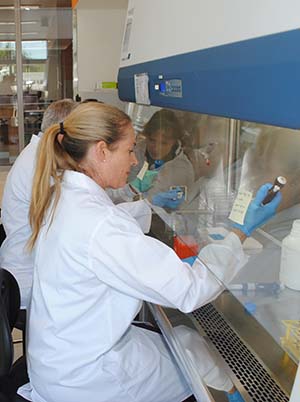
xmin=118 ymin=29 xmax=300 ymax=129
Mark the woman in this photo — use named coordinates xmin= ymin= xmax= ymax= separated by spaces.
xmin=130 ymin=109 xmax=195 ymax=207
xmin=20 ymin=103 xmax=280 ymax=402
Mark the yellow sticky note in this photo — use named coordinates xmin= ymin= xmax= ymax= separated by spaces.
xmin=229 ymin=190 xmax=253 ymax=225
xmin=137 ymin=161 xmax=149 ymax=180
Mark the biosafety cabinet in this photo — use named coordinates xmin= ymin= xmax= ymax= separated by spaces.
xmin=118 ymin=1 xmax=300 ymax=401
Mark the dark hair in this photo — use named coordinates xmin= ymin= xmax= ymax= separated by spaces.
xmin=143 ymin=109 xmax=183 ymax=141
xmin=81 ymin=98 xmax=104 ymax=104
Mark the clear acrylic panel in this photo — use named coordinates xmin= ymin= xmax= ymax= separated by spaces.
xmin=127 ymin=103 xmax=300 ymax=367
xmin=127 ymin=104 xmax=239 ymax=243
xmin=231 ymin=121 xmax=300 ymax=364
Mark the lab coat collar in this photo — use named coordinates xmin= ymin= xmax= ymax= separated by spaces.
xmin=30 ymin=133 xmax=41 ymax=144
xmin=63 ymin=170 xmax=113 ymax=205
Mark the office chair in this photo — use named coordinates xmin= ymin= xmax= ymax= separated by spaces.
xmin=0 ymin=224 xmax=27 ymax=357
xmin=0 ymin=268 xmax=29 ymax=402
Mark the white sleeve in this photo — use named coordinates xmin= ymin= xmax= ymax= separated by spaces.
xmin=116 ymin=200 xmax=152 ymax=233
xmin=106 ymin=184 xmax=135 ymax=204
xmin=89 ymin=210 xmax=247 ymax=313
xmin=194 ymin=232 xmax=249 ymax=305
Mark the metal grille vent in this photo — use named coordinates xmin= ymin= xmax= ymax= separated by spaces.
xmin=191 ymin=303 xmax=289 ymax=402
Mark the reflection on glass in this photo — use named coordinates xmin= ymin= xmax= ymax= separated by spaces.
xmin=130 ymin=108 xmax=195 ymax=197
xmin=226 ymin=121 xmax=300 ymax=364
xmin=128 ymin=103 xmax=300 ymax=364
xmin=238 ymin=122 xmax=300 ymax=213
xmin=129 ymin=104 xmax=235 ymax=235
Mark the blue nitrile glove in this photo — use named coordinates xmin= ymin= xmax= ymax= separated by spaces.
xmin=181 ymin=256 xmax=197 ymax=266
xmin=231 ymin=183 xmax=282 ymax=236
xmin=152 ymin=187 xmax=185 ymax=209
xmin=130 ymin=170 xmax=159 ymax=192
xmin=226 ymin=389 xmax=245 ymax=402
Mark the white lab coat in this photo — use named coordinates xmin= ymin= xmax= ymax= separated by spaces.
xmin=20 ymin=171 xmax=247 ymax=402
xmin=0 ymin=134 xmax=40 ymax=308
xmin=0 ymin=135 xmax=151 ymax=308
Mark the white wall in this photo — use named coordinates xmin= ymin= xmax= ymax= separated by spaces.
xmin=121 ymin=0 xmax=300 ymax=67
xmin=76 ymin=0 xmax=128 ymax=93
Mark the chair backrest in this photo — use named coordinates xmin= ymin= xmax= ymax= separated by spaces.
xmin=0 ymin=269 xmax=20 ymax=330
xmin=0 ymin=270 xmax=28 ymax=400
xmin=0 ymin=268 xmax=21 ymax=378
xmin=0 ymin=294 xmax=13 ymax=377
xmin=0 ymin=392 xmax=10 ymax=402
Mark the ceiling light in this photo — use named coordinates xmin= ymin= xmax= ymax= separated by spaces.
xmin=0 ymin=6 xmax=39 ymax=10
xmin=0 ymin=32 xmax=38 ymax=36
xmin=21 ymin=6 xmax=40 ymax=10
xmin=0 ymin=21 xmax=37 ymax=25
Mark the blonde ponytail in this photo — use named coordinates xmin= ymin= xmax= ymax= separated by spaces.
xmin=28 ymin=124 xmax=78 ymax=250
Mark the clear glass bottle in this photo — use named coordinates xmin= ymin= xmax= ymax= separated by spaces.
xmin=280 ymin=219 xmax=300 ymax=291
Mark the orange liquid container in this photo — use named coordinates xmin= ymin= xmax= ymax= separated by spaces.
xmin=173 ymin=235 xmax=200 ymax=259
